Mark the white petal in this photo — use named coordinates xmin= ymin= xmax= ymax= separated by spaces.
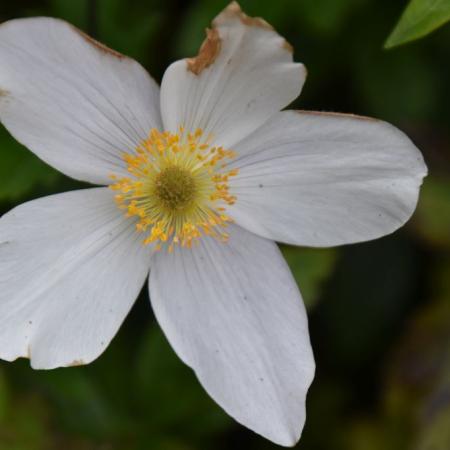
xmin=0 ymin=18 xmax=161 ymax=185
xmin=160 ymin=2 xmax=305 ymax=148
xmin=228 ymin=111 xmax=427 ymax=247
xmin=0 ymin=188 xmax=151 ymax=369
xmin=149 ymin=224 xmax=315 ymax=446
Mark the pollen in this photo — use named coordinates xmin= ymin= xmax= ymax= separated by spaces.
xmin=109 ymin=127 xmax=238 ymax=251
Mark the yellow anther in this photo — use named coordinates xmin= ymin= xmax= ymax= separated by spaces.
xmin=109 ymin=127 xmax=239 ymax=251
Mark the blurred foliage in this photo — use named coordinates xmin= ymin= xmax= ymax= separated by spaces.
xmin=414 ymin=177 xmax=450 ymax=248
xmin=0 ymin=0 xmax=449 ymax=449
xmin=385 ymin=0 xmax=450 ymax=48
xmin=282 ymin=247 xmax=338 ymax=309
xmin=0 ymin=127 xmax=59 ymax=202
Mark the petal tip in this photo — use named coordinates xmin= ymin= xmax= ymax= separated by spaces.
xmin=187 ymin=1 xmax=283 ymax=77
xmin=253 ymin=417 xmax=305 ymax=447
xmin=214 ymin=2 xmax=274 ymax=31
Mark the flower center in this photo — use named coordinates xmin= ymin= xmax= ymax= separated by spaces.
xmin=109 ymin=128 xmax=238 ymax=251
xmin=154 ymin=166 xmax=196 ymax=211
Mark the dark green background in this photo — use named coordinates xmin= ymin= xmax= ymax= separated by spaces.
xmin=1 ymin=1 xmax=449 ymax=449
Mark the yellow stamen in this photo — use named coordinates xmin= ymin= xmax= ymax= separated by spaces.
xmin=109 ymin=127 xmax=238 ymax=251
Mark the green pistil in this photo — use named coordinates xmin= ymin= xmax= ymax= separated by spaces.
xmin=154 ymin=166 xmax=196 ymax=211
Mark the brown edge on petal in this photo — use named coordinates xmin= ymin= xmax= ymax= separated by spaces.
xmin=187 ymin=27 xmax=221 ymax=75
xmin=221 ymin=2 xmax=295 ymax=53
xmin=71 ymin=25 xmax=126 ymax=60
xmin=68 ymin=359 xmax=85 ymax=367
xmin=216 ymin=1 xmax=274 ymax=31
xmin=69 ymin=21 xmax=159 ymax=84
xmin=282 ymin=40 xmax=294 ymax=53
xmin=296 ymin=110 xmax=380 ymax=122
xmin=187 ymin=2 xmax=294 ymax=75
xmin=0 ymin=88 xmax=9 ymax=98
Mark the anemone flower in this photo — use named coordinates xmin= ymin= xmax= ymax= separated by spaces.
xmin=0 ymin=2 xmax=426 ymax=446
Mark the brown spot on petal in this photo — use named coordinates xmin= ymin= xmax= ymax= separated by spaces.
xmin=296 ymin=110 xmax=380 ymax=122
xmin=68 ymin=359 xmax=85 ymax=367
xmin=0 ymin=88 xmax=9 ymax=98
xmin=72 ymin=25 xmax=126 ymax=60
xmin=187 ymin=28 xmax=221 ymax=75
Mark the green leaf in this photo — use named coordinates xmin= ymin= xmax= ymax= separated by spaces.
xmin=385 ymin=0 xmax=450 ymax=48
xmin=0 ymin=126 xmax=59 ymax=202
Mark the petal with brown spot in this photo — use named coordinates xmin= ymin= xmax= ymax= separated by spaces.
xmin=160 ymin=2 xmax=306 ymax=149
xmin=187 ymin=28 xmax=221 ymax=75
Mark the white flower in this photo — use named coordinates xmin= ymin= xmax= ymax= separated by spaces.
xmin=0 ymin=1 xmax=426 ymax=446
